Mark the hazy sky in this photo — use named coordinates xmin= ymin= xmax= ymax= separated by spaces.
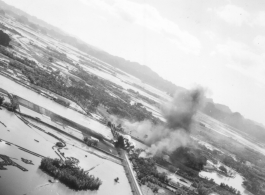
xmin=4 ymin=0 xmax=265 ymax=124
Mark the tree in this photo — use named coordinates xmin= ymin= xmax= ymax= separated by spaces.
xmin=115 ymin=136 xmax=125 ymax=148
xmin=219 ymin=165 xmax=227 ymax=173
xmin=0 ymin=96 xmax=4 ymax=105
xmin=107 ymin=121 xmax=112 ymax=127
xmin=198 ymin=186 xmax=209 ymax=195
xmin=0 ymin=30 xmax=11 ymax=47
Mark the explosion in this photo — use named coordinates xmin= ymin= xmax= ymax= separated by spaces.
xmin=106 ymin=88 xmax=205 ymax=157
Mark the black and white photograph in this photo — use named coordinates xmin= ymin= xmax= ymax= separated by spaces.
xmin=0 ymin=0 xmax=264 ymax=195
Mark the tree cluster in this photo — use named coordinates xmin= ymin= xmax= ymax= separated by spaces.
xmin=170 ymin=147 xmax=207 ymax=172
xmin=0 ymin=30 xmax=11 ymax=47
xmin=221 ymin=155 xmax=265 ymax=195
xmin=220 ymin=183 xmax=241 ymax=195
xmin=40 ymin=157 xmax=102 ymax=191
xmin=129 ymin=152 xmax=170 ymax=188
xmin=0 ymin=46 xmax=36 ymax=69
xmin=0 ymin=96 xmax=4 ymax=105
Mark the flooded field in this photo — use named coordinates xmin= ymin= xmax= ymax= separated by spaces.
xmin=0 ymin=108 xmax=133 ymax=195
xmin=0 ymin=10 xmax=264 ymax=195
xmin=0 ymin=75 xmax=113 ymax=139
xmin=199 ymin=170 xmax=251 ymax=195
xmin=198 ymin=113 xmax=265 ymax=156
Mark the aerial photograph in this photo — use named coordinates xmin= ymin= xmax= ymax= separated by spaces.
xmin=0 ymin=0 xmax=265 ymax=195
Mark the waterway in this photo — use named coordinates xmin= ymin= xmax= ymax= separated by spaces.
xmin=0 ymin=75 xmax=112 ymax=139
xmin=0 ymin=107 xmax=133 ymax=195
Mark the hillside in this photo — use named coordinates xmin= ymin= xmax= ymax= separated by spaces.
xmin=202 ymin=101 xmax=265 ymax=143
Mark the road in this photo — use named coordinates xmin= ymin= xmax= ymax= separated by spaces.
xmin=120 ymin=150 xmax=143 ymax=195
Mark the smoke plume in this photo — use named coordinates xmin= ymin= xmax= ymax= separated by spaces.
xmin=163 ymin=88 xmax=205 ymax=131
xmin=105 ymin=88 xmax=205 ymax=157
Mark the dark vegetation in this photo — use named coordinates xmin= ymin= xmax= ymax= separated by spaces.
xmin=129 ymin=151 xmax=170 ymax=188
xmin=46 ymin=46 xmax=75 ymax=66
xmin=0 ymin=46 xmax=36 ymax=68
xmin=40 ymin=157 xmax=102 ymax=191
xmin=0 ymin=30 xmax=11 ymax=47
xmin=0 ymin=96 xmax=4 ymax=105
xmin=69 ymin=66 xmax=159 ymax=122
xmin=130 ymin=150 xmax=239 ymax=195
xmin=196 ymin=129 xmax=265 ymax=195
xmin=170 ymin=147 xmax=207 ymax=172
xmin=154 ymin=149 xmax=244 ymax=195
xmin=220 ymin=183 xmax=241 ymax=195
xmin=219 ymin=165 xmax=227 ymax=173
xmin=2 ymin=44 xmax=158 ymax=121
xmin=222 ymin=155 xmax=265 ymax=195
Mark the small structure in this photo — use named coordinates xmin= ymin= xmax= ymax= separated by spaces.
xmin=114 ymin=177 xmax=119 ymax=182
xmin=84 ymin=136 xmax=99 ymax=146
xmin=56 ymin=142 xmax=65 ymax=148
xmin=54 ymin=96 xmax=70 ymax=107
xmin=121 ymin=135 xmax=135 ymax=151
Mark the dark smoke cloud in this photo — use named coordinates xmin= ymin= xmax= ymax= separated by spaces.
xmin=140 ymin=88 xmax=206 ymax=156
xmin=105 ymin=88 xmax=206 ymax=156
xmin=163 ymin=88 xmax=205 ymax=131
